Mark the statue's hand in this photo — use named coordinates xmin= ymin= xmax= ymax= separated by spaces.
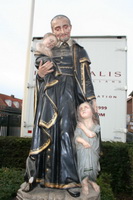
xmin=82 ymin=141 xmax=91 ymax=148
xmin=38 ymin=60 xmax=54 ymax=78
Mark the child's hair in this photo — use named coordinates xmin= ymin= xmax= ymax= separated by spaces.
xmin=42 ymin=32 xmax=57 ymax=42
xmin=77 ymin=102 xmax=99 ymax=124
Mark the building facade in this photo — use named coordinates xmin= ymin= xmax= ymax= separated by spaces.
xmin=127 ymin=91 xmax=133 ymax=133
xmin=0 ymin=94 xmax=22 ymax=136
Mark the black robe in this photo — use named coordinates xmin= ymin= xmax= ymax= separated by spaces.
xmin=25 ymin=40 xmax=96 ymax=189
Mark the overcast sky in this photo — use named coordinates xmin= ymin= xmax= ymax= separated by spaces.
xmin=0 ymin=0 xmax=133 ymax=99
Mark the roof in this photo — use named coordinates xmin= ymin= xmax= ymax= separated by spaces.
xmin=129 ymin=91 xmax=133 ymax=97
xmin=127 ymin=97 xmax=132 ymax=102
xmin=0 ymin=93 xmax=22 ymax=109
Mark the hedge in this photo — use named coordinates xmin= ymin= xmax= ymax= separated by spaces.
xmin=0 ymin=136 xmax=31 ymax=168
xmin=100 ymin=142 xmax=133 ymax=195
xmin=0 ymin=167 xmax=25 ymax=200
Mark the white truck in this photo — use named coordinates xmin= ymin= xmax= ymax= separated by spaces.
xmin=21 ymin=36 xmax=127 ymax=142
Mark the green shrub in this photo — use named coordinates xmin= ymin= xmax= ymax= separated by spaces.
xmin=97 ymin=173 xmax=116 ymax=200
xmin=100 ymin=142 xmax=133 ymax=195
xmin=127 ymin=144 xmax=133 ymax=195
xmin=0 ymin=168 xmax=25 ymax=200
xmin=0 ymin=136 xmax=31 ymax=168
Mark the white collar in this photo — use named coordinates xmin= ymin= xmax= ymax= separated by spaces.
xmin=57 ymin=38 xmax=73 ymax=47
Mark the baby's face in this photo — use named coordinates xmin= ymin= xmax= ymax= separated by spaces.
xmin=43 ymin=35 xmax=57 ymax=49
xmin=79 ymin=102 xmax=92 ymax=119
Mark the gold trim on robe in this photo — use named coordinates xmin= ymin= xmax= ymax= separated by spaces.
xmin=44 ymin=80 xmax=59 ymax=90
xmin=87 ymin=96 xmax=96 ymax=101
xmin=29 ymin=128 xmax=52 ymax=155
xmin=35 ymin=178 xmax=81 ymax=189
xmin=80 ymin=62 xmax=85 ymax=94
xmin=39 ymin=111 xmax=58 ymax=129
xmin=79 ymin=57 xmax=90 ymax=63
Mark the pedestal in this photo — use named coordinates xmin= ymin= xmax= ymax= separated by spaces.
xmin=16 ymin=182 xmax=100 ymax=200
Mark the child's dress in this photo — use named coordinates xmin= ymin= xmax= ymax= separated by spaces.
xmin=74 ymin=124 xmax=101 ymax=182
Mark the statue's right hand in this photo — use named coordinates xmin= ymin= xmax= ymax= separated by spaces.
xmin=82 ymin=141 xmax=91 ymax=148
xmin=37 ymin=60 xmax=54 ymax=78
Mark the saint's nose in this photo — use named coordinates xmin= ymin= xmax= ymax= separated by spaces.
xmin=60 ymin=28 xmax=65 ymax=34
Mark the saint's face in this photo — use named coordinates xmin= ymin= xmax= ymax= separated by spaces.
xmin=43 ymin=35 xmax=57 ymax=49
xmin=79 ymin=103 xmax=93 ymax=119
xmin=51 ymin=17 xmax=72 ymax=42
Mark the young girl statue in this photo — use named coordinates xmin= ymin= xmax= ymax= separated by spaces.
xmin=74 ymin=102 xmax=101 ymax=195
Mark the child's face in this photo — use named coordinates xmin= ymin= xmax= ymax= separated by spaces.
xmin=43 ymin=35 xmax=57 ymax=49
xmin=78 ymin=103 xmax=92 ymax=119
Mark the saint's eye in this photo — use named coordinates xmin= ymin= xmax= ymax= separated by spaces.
xmin=64 ymin=25 xmax=68 ymax=29
xmin=55 ymin=27 xmax=60 ymax=31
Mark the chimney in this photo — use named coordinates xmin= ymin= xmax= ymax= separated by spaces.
xmin=11 ymin=95 xmax=15 ymax=98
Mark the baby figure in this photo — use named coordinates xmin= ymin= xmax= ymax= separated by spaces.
xmin=35 ymin=32 xmax=61 ymax=88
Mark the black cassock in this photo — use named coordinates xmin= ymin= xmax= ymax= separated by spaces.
xmin=25 ymin=40 xmax=96 ymax=189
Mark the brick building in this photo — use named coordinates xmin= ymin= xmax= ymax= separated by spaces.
xmin=0 ymin=93 xmax=22 ymax=136
xmin=127 ymin=91 xmax=133 ymax=133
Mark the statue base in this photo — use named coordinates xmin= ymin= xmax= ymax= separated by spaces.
xmin=16 ymin=182 xmax=100 ymax=200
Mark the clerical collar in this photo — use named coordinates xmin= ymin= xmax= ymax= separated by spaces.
xmin=57 ymin=38 xmax=73 ymax=47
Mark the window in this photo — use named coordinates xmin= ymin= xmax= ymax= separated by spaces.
xmin=5 ymin=99 xmax=12 ymax=107
xmin=13 ymin=101 xmax=19 ymax=108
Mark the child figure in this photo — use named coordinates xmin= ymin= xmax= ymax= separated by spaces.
xmin=34 ymin=32 xmax=61 ymax=88
xmin=74 ymin=102 xmax=101 ymax=195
